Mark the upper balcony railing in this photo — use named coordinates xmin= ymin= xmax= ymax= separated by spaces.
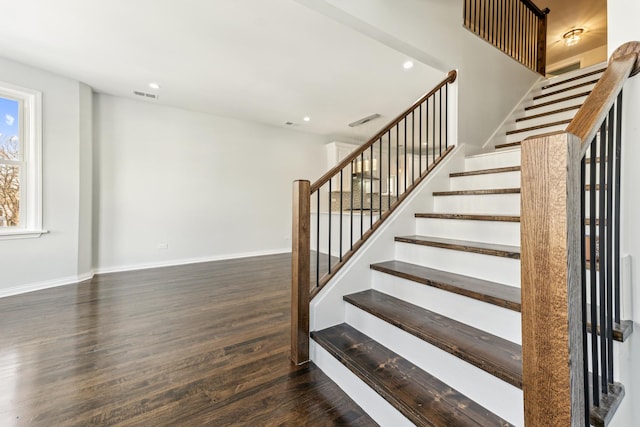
xmin=464 ymin=0 xmax=549 ymax=74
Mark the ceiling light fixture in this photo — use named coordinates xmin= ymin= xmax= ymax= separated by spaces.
xmin=403 ymin=60 xmax=414 ymax=70
xmin=303 ymin=116 xmax=310 ymax=122
xmin=563 ymin=28 xmax=584 ymax=47
xmin=148 ymin=82 xmax=161 ymax=90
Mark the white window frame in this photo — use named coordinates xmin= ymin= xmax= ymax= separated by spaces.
xmin=0 ymin=80 xmax=45 ymax=240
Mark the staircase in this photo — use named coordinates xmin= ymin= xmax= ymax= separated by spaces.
xmin=309 ymin=64 xmax=632 ymax=426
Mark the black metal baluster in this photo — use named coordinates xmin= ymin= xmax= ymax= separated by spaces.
xmin=404 ymin=118 xmax=407 ymax=193
xmin=360 ymin=152 xmax=364 ymax=239
xmin=445 ymin=83 xmax=448 ymax=152
xmin=590 ymin=138 xmax=600 ymax=407
xmin=388 ymin=130 xmax=391 ymax=212
xmin=598 ymin=120 xmax=608 ymax=393
xmin=328 ymin=181 xmax=332 ymax=275
xmin=606 ymin=106 xmax=615 ymax=382
xmin=614 ymin=91 xmax=623 ymax=324
xmin=412 ymin=110 xmax=415 ymax=185
xmin=350 ymin=160 xmax=354 ymax=250
xmin=581 ymin=156 xmax=591 ymax=426
xmin=370 ymin=144 xmax=374 ymax=229
xmin=419 ymin=104 xmax=422 ymax=175
xmin=339 ymin=169 xmax=343 ymax=262
xmin=432 ymin=93 xmax=436 ymax=167
xmin=316 ymin=190 xmax=320 ymax=288
xmin=396 ymin=125 xmax=400 ymax=198
xmin=379 ymin=138 xmax=382 ymax=216
xmin=439 ymin=87 xmax=443 ymax=158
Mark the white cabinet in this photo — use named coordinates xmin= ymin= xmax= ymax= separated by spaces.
xmin=325 ymin=141 xmax=359 ymax=191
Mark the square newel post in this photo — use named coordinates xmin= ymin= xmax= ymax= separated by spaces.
xmin=291 ymin=180 xmax=310 ymax=365
xmin=520 ymin=132 xmax=586 ymax=426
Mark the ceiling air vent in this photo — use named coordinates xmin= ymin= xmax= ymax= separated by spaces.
xmin=133 ymin=91 xmax=159 ymax=100
xmin=348 ymin=113 xmax=381 ymax=128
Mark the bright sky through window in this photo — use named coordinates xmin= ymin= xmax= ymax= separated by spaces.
xmin=0 ymin=97 xmax=19 ymax=156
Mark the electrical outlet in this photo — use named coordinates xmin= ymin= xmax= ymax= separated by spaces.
xmin=158 ymin=243 xmax=168 ymax=250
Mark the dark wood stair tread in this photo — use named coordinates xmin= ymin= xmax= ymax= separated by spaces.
xmin=586 ymin=304 xmax=633 ymax=342
xmin=515 ymin=105 xmax=581 ymax=122
xmin=505 ymin=119 xmax=571 ymax=135
xmin=343 ymin=290 xmax=523 ymax=388
xmin=311 ymin=323 xmax=514 ymax=427
xmin=533 ymin=79 xmax=600 ymax=100
xmin=525 ymin=91 xmax=591 ymax=110
xmin=541 ymin=67 xmax=606 ymax=90
xmin=590 ymin=380 xmax=625 ymax=427
xmin=433 ymin=188 xmax=520 ymax=196
xmin=370 ymin=260 xmax=521 ymax=311
xmin=395 ymin=235 xmax=521 ymax=259
xmin=495 ymin=141 xmax=523 ymax=150
xmin=414 ymin=213 xmax=520 ymax=222
xmin=450 ymin=166 xmax=520 ymax=177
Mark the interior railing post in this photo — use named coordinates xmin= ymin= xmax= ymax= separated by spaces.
xmin=536 ymin=8 xmax=549 ymax=75
xmin=521 ymin=132 xmax=585 ymax=426
xmin=291 ymin=180 xmax=310 ymax=365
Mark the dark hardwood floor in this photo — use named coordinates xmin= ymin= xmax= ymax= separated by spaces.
xmin=0 ymin=254 xmax=375 ymax=426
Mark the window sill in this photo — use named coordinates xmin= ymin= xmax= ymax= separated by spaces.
xmin=0 ymin=229 xmax=49 ymax=240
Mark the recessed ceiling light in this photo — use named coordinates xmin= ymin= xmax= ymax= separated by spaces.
xmin=303 ymin=116 xmax=311 ymax=122
xmin=403 ymin=61 xmax=414 ymax=70
xmin=148 ymin=82 xmax=161 ymax=90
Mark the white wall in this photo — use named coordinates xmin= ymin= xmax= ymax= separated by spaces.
xmin=93 ymin=95 xmax=328 ymax=272
xmin=295 ymin=0 xmax=540 ymax=148
xmin=0 ymin=57 xmax=90 ymax=296
xmin=547 ymin=44 xmax=608 ymax=75
xmin=606 ymin=6 xmax=640 ymax=425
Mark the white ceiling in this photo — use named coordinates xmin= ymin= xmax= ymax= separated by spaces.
xmin=0 ymin=0 xmax=443 ymax=142
xmin=534 ymin=0 xmax=608 ymax=65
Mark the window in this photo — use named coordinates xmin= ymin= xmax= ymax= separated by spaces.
xmin=0 ymin=81 xmax=43 ymax=239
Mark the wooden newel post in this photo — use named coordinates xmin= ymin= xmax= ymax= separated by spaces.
xmin=521 ymin=132 xmax=585 ymax=426
xmin=291 ymin=180 xmax=310 ymax=365
xmin=537 ymin=8 xmax=550 ymax=75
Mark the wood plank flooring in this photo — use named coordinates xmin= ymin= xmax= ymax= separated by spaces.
xmin=0 ymin=254 xmax=375 ymax=426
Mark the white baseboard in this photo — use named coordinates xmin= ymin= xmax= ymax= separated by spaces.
xmin=0 ymin=271 xmax=94 ymax=299
xmin=93 ymin=248 xmax=290 ymax=275
xmin=0 ymin=248 xmax=290 ymax=299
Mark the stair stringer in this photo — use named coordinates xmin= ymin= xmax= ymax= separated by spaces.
xmin=309 ymin=144 xmax=466 ymax=332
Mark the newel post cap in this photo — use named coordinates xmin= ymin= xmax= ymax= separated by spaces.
xmin=611 ymin=41 xmax=640 ymax=77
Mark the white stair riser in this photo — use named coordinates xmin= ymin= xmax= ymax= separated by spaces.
xmin=531 ymin=86 xmax=593 ymax=106
xmin=415 ymin=217 xmax=520 ymax=246
xmin=525 ymin=96 xmax=589 ymax=115
xmin=345 ymin=306 xmax=525 ymax=426
xmin=311 ymin=341 xmax=414 ymax=427
xmin=520 ymin=104 xmax=582 ymax=121
xmin=449 ymin=170 xmax=520 ymax=190
xmin=505 ymin=123 xmax=569 ymax=144
xmin=464 ymin=149 xmax=521 ymax=170
xmin=395 ymin=242 xmax=521 ymax=287
xmin=513 ymin=110 xmax=578 ymax=130
xmin=372 ymin=272 xmax=522 ymax=343
xmin=538 ymin=72 xmax=603 ymax=93
xmin=434 ymin=194 xmax=520 ymax=215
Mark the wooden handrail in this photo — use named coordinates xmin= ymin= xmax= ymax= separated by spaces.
xmin=520 ymin=0 xmax=549 ymax=18
xmin=521 ymin=41 xmax=640 ymax=426
xmin=310 ymin=70 xmax=457 ymax=193
xmin=568 ymin=42 xmax=640 ymax=158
